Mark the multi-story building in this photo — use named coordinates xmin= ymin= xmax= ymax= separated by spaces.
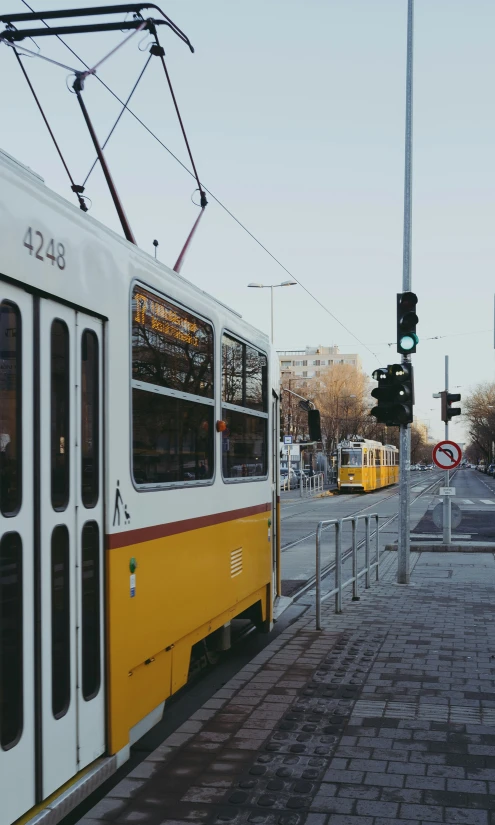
xmin=278 ymin=345 xmax=362 ymax=390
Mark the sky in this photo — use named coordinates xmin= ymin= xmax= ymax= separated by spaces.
xmin=1 ymin=0 xmax=494 ymax=444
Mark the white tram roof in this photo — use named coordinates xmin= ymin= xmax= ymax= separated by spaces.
xmin=338 ymin=438 xmax=398 ymax=450
xmin=0 ymin=147 xmax=272 ymax=362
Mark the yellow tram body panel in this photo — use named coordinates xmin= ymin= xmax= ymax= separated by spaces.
xmin=106 ymin=506 xmax=272 ymax=754
xmin=338 ymin=439 xmax=399 ymax=492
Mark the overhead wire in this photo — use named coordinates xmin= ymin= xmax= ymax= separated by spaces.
xmin=11 ymin=1 xmax=380 ymax=360
xmin=83 ymin=54 xmax=152 ymax=186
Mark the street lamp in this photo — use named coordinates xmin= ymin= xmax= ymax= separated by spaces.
xmin=247 ymin=281 xmax=297 ymax=343
xmin=335 ymin=394 xmax=356 ymax=447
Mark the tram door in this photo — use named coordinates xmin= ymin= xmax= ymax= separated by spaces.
xmin=39 ymin=299 xmax=105 ymax=799
xmin=0 ymin=286 xmax=35 ymax=825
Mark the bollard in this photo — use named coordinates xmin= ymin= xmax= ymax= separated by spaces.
xmin=365 ymin=516 xmax=371 ymax=589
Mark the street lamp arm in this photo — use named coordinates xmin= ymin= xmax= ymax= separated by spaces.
xmin=282 ymin=386 xmax=316 ymax=409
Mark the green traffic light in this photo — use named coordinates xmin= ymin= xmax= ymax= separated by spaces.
xmin=399 ymin=333 xmax=419 ymax=352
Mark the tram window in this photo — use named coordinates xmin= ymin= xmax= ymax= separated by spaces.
xmin=133 ymin=389 xmax=214 ymax=485
xmin=376 ymin=452 xmax=381 ymax=466
xmin=81 ymin=330 xmax=99 ymax=508
xmin=51 ymin=525 xmax=70 ymax=719
xmin=81 ymin=522 xmax=100 ymax=701
xmin=222 ymin=334 xmax=267 ymax=412
xmin=0 ymin=532 xmax=23 ymax=750
xmin=132 ymin=287 xmax=213 ymax=398
xmin=341 ymin=449 xmax=361 ymax=467
xmin=222 ymin=409 xmax=267 ymax=479
xmin=0 ymin=301 xmax=21 ymax=517
xmin=51 ymin=320 xmax=70 ymax=511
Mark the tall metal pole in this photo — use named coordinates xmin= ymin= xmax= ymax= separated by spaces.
xmin=397 ymin=0 xmax=414 ymax=585
xmin=443 ymin=355 xmax=451 ymax=543
xmin=270 ymin=286 xmax=274 ymax=344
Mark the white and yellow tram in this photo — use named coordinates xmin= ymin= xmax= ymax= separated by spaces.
xmin=0 ymin=148 xmax=282 ymax=825
xmin=337 ymin=438 xmax=399 ymax=492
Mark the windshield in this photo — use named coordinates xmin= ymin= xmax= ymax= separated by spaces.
xmin=341 ymin=448 xmax=362 ymax=467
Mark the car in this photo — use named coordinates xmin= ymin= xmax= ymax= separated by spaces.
xmin=280 ymin=469 xmax=298 ymax=489
xmin=488 ymin=464 xmax=495 ymax=476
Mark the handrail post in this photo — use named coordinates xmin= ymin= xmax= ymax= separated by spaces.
xmin=365 ymin=516 xmax=371 ymax=588
xmin=375 ymin=514 xmax=380 ymax=580
xmin=352 ymin=518 xmax=358 ymax=600
xmin=335 ymin=521 xmax=342 ymax=613
xmin=316 ymin=523 xmax=322 ymax=630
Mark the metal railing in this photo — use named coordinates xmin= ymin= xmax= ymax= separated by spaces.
xmin=301 ymin=472 xmax=324 ymax=497
xmin=315 ymin=514 xmax=380 ymax=630
xmin=280 ymin=472 xmax=324 ymax=496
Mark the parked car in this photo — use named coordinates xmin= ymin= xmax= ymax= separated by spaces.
xmin=487 ymin=464 xmax=495 ymax=476
xmin=280 ymin=469 xmax=298 ymax=489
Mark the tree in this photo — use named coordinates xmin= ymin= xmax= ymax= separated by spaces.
xmin=314 ymin=364 xmax=370 ymax=450
xmin=463 ymin=382 xmax=495 ymax=463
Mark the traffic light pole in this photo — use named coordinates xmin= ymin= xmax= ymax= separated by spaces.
xmin=443 ymin=355 xmax=451 ymax=545
xmin=397 ymin=0 xmax=414 ymax=585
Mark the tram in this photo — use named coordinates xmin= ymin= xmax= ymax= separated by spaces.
xmin=337 ymin=437 xmax=399 ymax=492
xmin=0 ymin=148 xmax=282 ymax=825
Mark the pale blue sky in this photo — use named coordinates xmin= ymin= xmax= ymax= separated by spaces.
xmin=2 ymin=0 xmax=494 ymax=442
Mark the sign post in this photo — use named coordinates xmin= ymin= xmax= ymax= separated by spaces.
xmin=432 ymin=426 xmax=463 ymax=545
xmin=444 ymin=357 xmax=450 ymax=544
xmin=284 ymin=435 xmax=293 ymax=485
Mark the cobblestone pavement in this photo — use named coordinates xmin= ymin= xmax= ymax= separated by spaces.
xmin=80 ymin=551 xmax=495 ymax=825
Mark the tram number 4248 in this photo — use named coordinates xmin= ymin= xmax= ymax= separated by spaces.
xmin=23 ymin=227 xmax=66 ymax=270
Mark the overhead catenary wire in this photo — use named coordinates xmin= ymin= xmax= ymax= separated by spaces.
xmin=83 ymin=54 xmax=152 ymax=187
xmin=14 ymin=1 xmax=377 ymax=359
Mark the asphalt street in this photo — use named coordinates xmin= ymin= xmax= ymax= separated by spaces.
xmin=280 ymin=469 xmax=452 ymax=596
xmin=413 ymin=467 xmax=495 ymax=541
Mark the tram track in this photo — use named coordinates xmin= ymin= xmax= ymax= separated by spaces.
xmin=289 ymin=470 xmax=457 ymax=601
xmin=282 ymin=472 xmax=445 ymax=551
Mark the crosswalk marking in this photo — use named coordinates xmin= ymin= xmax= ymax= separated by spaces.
xmin=461 ymin=499 xmax=474 ymax=505
xmin=480 ymin=499 xmax=495 ymax=505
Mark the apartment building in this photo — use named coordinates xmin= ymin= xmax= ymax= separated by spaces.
xmin=278 ymin=345 xmax=361 ymax=389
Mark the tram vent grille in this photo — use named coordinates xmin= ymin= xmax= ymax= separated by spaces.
xmin=230 ymin=547 xmax=243 ymax=578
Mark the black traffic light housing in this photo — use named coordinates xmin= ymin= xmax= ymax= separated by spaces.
xmin=397 ymin=291 xmax=419 ymax=354
xmin=308 ymin=409 xmax=322 ymax=442
xmin=370 ymin=363 xmax=414 ymax=426
xmin=441 ymin=391 xmax=461 ymax=423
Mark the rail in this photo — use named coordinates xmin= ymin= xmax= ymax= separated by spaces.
xmin=280 ymin=472 xmax=324 ymax=496
xmin=302 ymin=472 xmax=324 ymax=497
xmin=315 ymin=513 xmax=380 ymax=630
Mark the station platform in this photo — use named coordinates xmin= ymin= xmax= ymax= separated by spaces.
xmin=80 ymin=550 xmax=495 ymax=825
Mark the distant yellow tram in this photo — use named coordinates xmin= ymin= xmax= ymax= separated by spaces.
xmin=338 ymin=438 xmax=399 ymax=492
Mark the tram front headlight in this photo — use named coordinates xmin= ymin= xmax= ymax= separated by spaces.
xmin=349 ymin=473 xmax=354 ymax=482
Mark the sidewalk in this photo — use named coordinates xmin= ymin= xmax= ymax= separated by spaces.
xmin=81 ymin=551 xmax=495 ymax=825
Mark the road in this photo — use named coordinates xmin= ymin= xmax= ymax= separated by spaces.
xmin=412 ymin=466 xmax=495 ymax=541
xmin=279 ymin=468 xmax=468 ymax=597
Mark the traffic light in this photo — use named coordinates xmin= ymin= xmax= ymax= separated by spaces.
xmin=397 ymin=291 xmax=418 ymax=354
xmin=370 ymin=363 xmax=414 ymax=426
xmin=308 ymin=409 xmax=322 ymax=441
xmin=441 ymin=391 xmax=461 ymax=423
